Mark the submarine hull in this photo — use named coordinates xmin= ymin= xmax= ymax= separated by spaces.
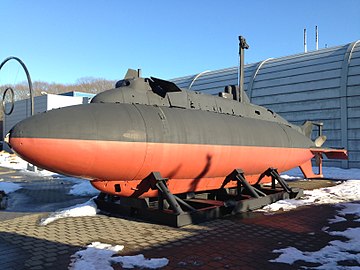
xmin=9 ymin=103 xmax=315 ymax=198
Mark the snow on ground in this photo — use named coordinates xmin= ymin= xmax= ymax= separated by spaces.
xmin=40 ymin=198 xmax=98 ymax=225
xmin=0 ymin=181 xmax=22 ymax=193
xmin=257 ymin=166 xmax=360 ymax=268
xmin=280 ymin=174 xmax=302 ymax=180
xmin=0 ymin=151 xmax=98 ymax=196
xmin=0 ymin=151 xmax=56 ymax=177
xmin=111 ymin=254 xmax=169 ymax=269
xmin=269 ymin=168 xmax=360 ymax=269
xmin=270 ymin=202 xmax=360 ymax=269
xmin=0 ymin=151 xmax=30 ymax=171
xmin=282 ymin=166 xmax=360 ymax=180
xmin=259 ymin=180 xmax=360 ymax=212
xmin=0 ymin=151 xmax=99 ymax=223
xmin=52 ymin=175 xmax=99 ymax=196
xmin=69 ymin=242 xmax=169 ymax=270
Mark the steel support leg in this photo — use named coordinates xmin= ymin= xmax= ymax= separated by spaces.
xmin=174 ymin=196 xmax=196 ymax=212
xmin=225 ymin=169 xmax=266 ymax=198
xmin=265 ymin=168 xmax=293 ymax=194
xmin=149 ymin=172 xmax=185 ymax=215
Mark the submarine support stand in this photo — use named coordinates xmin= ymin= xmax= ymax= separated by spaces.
xmin=95 ymin=170 xmax=303 ymax=227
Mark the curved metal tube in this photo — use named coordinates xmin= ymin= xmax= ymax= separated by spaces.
xmin=247 ymin=58 xmax=273 ymax=102
xmin=2 ymin=87 xmax=14 ymax=115
xmin=0 ymin=56 xmax=34 ymax=116
xmin=188 ymin=70 xmax=211 ymax=90
xmin=339 ymin=40 xmax=360 ymax=168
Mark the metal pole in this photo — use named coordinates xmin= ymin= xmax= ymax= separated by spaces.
xmin=315 ymin=25 xmax=319 ymax=50
xmin=304 ymin=28 xmax=307 ymax=53
xmin=0 ymin=57 xmax=34 ymax=116
xmin=238 ymin=36 xmax=249 ymax=102
xmin=237 ymin=42 xmax=241 ymax=91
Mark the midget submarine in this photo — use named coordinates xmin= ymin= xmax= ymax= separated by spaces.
xmin=7 ymin=68 xmax=347 ymax=198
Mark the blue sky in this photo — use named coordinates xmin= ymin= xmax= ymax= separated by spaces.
xmin=1 ymin=0 xmax=359 ymax=84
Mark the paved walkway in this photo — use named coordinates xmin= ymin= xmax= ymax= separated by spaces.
xmin=0 ymin=167 xmax=358 ymax=269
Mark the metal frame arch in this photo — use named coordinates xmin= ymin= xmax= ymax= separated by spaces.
xmin=0 ymin=56 xmax=34 ymax=116
xmin=188 ymin=70 xmax=211 ymax=90
xmin=247 ymin=58 xmax=273 ymax=102
xmin=339 ymin=40 xmax=360 ymax=168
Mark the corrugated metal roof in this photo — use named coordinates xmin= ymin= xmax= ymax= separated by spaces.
xmin=171 ymin=41 xmax=360 ymax=169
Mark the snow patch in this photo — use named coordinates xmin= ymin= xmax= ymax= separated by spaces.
xmin=259 ymin=180 xmax=360 ymax=212
xmin=0 ymin=151 xmax=57 ymax=176
xmin=40 ymin=198 xmax=98 ymax=225
xmin=280 ymin=174 xmax=302 ymax=181
xmin=0 ymin=151 xmax=98 ymax=196
xmin=111 ymin=254 xmax=169 ymax=269
xmin=282 ymin=166 xmax=360 ymax=180
xmin=271 ymin=228 xmax=360 ymax=269
xmin=69 ymin=242 xmax=124 ymax=270
xmin=0 ymin=151 xmax=29 ymax=170
xmin=271 ymin=202 xmax=360 ymax=268
xmin=337 ymin=202 xmax=360 ymax=217
xmin=328 ymin=215 xmax=347 ymax=224
xmin=69 ymin=242 xmax=169 ymax=270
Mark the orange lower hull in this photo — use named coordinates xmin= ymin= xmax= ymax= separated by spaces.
xmin=10 ymin=137 xmax=314 ymax=197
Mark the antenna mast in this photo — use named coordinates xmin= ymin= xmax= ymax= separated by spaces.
xmin=315 ymin=25 xmax=319 ymax=50
xmin=238 ymin=36 xmax=249 ymax=102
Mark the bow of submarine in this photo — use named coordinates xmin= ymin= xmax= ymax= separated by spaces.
xmin=7 ymin=103 xmax=149 ymax=181
xmin=7 ymin=106 xmax=91 ymax=176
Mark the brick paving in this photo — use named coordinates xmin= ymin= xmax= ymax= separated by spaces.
xmin=0 ymin=167 xmax=358 ymax=269
xmin=116 ymin=205 xmax=348 ymax=270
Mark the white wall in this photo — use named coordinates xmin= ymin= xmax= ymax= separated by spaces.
xmin=46 ymin=94 xmax=84 ymax=110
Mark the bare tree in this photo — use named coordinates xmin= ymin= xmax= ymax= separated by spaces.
xmin=0 ymin=77 xmax=116 ymax=120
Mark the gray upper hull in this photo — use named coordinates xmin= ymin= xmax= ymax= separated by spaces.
xmin=10 ymin=102 xmax=314 ymax=149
